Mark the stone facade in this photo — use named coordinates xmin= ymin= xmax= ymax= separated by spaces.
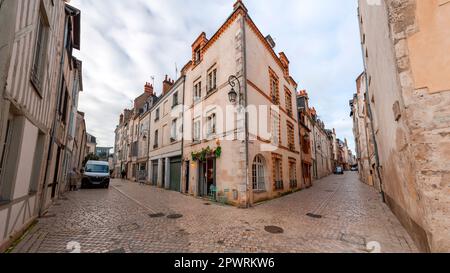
xmin=358 ymin=0 xmax=450 ymax=252
xmin=181 ymin=1 xmax=303 ymax=207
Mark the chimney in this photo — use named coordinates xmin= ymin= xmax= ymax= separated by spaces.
xmin=120 ymin=114 xmax=124 ymax=125
xmin=144 ymin=82 xmax=154 ymax=95
xmin=163 ymin=75 xmax=174 ymax=95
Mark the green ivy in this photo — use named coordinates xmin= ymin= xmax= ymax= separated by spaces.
xmin=191 ymin=146 xmax=222 ymax=161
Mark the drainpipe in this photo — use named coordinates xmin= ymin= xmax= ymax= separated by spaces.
xmin=180 ymin=76 xmax=186 ymax=193
xmin=241 ymin=13 xmax=250 ymax=208
xmin=357 ymin=8 xmax=385 ymax=203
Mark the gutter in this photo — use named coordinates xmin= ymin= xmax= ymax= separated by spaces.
xmin=180 ymin=75 xmax=186 ymax=193
xmin=242 ymin=12 xmax=250 ymax=208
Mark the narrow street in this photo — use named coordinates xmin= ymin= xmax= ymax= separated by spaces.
xmin=10 ymin=173 xmax=417 ymax=253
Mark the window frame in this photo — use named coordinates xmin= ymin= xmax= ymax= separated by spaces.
xmin=193 ymin=119 xmax=201 ymax=143
xmin=154 ymin=130 xmax=159 ymax=149
xmin=155 ymin=108 xmax=160 ymax=122
xmin=171 ymin=119 xmax=178 ymax=142
xmin=207 ymin=68 xmax=217 ymax=94
xmin=206 ymin=113 xmax=217 ymax=137
xmin=271 ymin=110 xmax=280 ymax=146
xmin=194 ymin=80 xmax=202 ymax=103
xmin=273 ymin=156 xmax=284 ymax=191
xmin=30 ymin=6 xmax=50 ymax=97
xmin=252 ymin=155 xmax=266 ymax=192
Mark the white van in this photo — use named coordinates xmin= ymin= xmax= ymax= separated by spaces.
xmin=82 ymin=161 xmax=110 ymax=189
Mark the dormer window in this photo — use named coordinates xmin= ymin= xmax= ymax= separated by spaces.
xmin=194 ymin=47 xmax=201 ymax=64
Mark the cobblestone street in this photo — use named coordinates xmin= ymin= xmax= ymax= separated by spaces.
xmin=10 ymin=173 xmax=418 ymax=253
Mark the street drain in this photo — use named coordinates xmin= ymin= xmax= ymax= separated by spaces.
xmin=167 ymin=214 xmax=183 ymax=219
xmin=149 ymin=213 xmax=165 ymax=218
xmin=118 ymin=223 xmax=140 ymax=232
xmin=264 ymin=226 xmax=284 ymax=234
xmin=106 ymin=248 xmax=126 ymax=253
xmin=306 ymin=213 xmax=323 ymax=219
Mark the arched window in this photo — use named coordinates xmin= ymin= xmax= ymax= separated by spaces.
xmin=252 ymin=155 xmax=266 ymax=191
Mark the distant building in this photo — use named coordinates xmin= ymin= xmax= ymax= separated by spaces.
xmin=86 ymin=133 xmax=97 ymax=155
xmin=95 ymin=147 xmax=113 ymax=161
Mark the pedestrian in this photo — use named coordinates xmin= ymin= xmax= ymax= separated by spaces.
xmin=69 ymin=168 xmax=80 ymax=191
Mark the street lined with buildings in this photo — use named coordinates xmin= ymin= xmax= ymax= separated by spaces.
xmin=1 ymin=0 xmax=448 ymax=254
xmin=9 ymin=173 xmax=417 ymax=253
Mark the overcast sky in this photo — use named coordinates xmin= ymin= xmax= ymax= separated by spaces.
xmin=72 ymin=0 xmax=363 ymax=152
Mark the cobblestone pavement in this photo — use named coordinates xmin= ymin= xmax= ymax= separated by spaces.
xmin=10 ymin=173 xmax=418 ymax=253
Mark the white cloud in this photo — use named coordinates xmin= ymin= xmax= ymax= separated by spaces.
xmin=72 ymin=0 xmax=362 ymax=152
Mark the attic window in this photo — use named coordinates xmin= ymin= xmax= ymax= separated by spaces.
xmin=194 ymin=47 xmax=201 ymax=64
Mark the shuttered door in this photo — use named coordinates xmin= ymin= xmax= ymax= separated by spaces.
xmin=169 ymin=156 xmax=182 ymax=192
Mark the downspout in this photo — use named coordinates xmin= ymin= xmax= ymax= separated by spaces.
xmin=241 ymin=13 xmax=250 ymax=208
xmin=180 ymin=75 xmax=186 ymax=193
xmin=357 ymin=8 xmax=385 ymax=203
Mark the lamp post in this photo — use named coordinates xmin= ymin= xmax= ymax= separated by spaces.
xmin=228 ymin=75 xmax=241 ymax=104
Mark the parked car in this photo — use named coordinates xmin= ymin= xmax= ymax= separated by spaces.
xmin=81 ymin=161 xmax=110 ymax=189
xmin=335 ymin=167 xmax=344 ymax=175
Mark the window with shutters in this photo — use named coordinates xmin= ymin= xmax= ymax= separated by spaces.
xmin=271 ymin=111 xmax=280 ymax=146
xmin=287 ymin=121 xmax=295 ymax=151
xmin=272 ymin=154 xmax=283 ymax=191
xmin=285 ymin=89 xmax=293 ymax=117
xmin=269 ymin=69 xmax=280 ymax=105
xmin=289 ymin=159 xmax=298 ymax=189
xmin=30 ymin=8 xmax=49 ymax=96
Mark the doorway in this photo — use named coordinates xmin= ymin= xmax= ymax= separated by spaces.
xmin=51 ymin=146 xmax=62 ymax=199
xmin=198 ymin=158 xmax=216 ymax=197
xmin=151 ymin=160 xmax=158 ymax=186
xmin=185 ymin=161 xmax=190 ymax=193
xmin=169 ymin=156 xmax=182 ymax=192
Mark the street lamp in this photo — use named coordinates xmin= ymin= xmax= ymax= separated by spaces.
xmin=228 ymin=75 xmax=241 ymax=104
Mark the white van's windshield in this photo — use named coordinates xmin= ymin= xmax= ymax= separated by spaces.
xmin=85 ymin=164 xmax=109 ymax=174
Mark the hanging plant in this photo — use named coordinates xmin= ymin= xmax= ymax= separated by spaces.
xmin=192 ymin=146 xmax=222 ymax=161
xmin=215 ymin=146 xmax=222 ymax=158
